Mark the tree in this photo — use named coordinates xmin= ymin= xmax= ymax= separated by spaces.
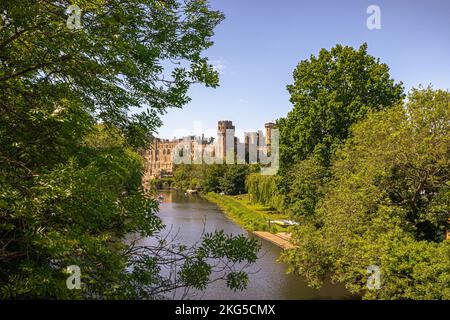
xmin=282 ymin=88 xmax=450 ymax=299
xmin=282 ymin=156 xmax=330 ymax=217
xmin=246 ymin=173 xmax=284 ymax=211
xmin=278 ymin=43 xmax=404 ymax=215
xmin=172 ymin=164 xmax=258 ymax=195
xmin=0 ymin=0 xmax=260 ymax=299
xmin=220 ymin=165 xmax=249 ymax=195
xmin=203 ymin=164 xmax=225 ymax=193
xmin=173 ymin=164 xmax=195 ymax=190
xmin=0 ymin=0 xmax=223 ymax=147
xmin=280 ymin=43 xmax=404 ymax=169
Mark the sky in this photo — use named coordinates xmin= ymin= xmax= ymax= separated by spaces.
xmin=157 ymin=0 xmax=450 ymax=139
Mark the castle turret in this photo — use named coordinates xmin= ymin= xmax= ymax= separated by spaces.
xmin=264 ymin=122 xmax=276 ymax=146
xmin=217 ymin=120 xmax=235 ymax=162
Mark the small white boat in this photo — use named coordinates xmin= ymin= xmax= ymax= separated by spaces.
xmin=270 ymin=219 xmax=299 ymax=227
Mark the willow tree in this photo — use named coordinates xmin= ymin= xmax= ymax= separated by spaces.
xmin=246 ymin=174 xmax=284 ymax=211
xmin=0 ymin=0 xmax=259 ymax=299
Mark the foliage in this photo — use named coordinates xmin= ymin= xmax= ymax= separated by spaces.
xmin=279 ymin=43 xmax=404 ymax=170
xmin=220 ymin=165 xmax=249 ymax=195
xmin=0 ymin=0 xmax=224 ymax=147
xmin=282 ymin=88 xmax=450 ymax=299
xmin=203 ymin=164 xmax=226 ymax=193
xmin=246 ymin=174 xmax=284 ymax=212
xmin=1 ymin=125 xmax=161 ymax=298
xmin=282 ymin=156 xmax=331 ymax=217
xmin=278 ymin=43 xmax=405 ymax=218
xmin=124 ymin=230 xmax=259 ymax=298
xmin=172 ymin=164 xmax=259 ymax=195
xmin=0 ymin=0 xmax=260 ymax=299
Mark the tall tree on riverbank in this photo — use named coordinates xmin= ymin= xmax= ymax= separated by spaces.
xmin=283 ymin=88 xmax=450 ymax=299
xmin=0 ymin=0 xmax=259 ymax=298
xmin=279 ymin=44 xmax=404 ymax=216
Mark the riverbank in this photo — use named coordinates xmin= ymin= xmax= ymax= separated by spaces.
xmin=202 ymin=192 xmax=289 ymax=233
xmin=154 ymin=190 xmax=353 ymax=299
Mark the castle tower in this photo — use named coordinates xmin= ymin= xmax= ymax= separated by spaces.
xmin=264 ymin=122 xmax=275 ymax=147
xmin=217 ymin=120 xmax=235 ymax=163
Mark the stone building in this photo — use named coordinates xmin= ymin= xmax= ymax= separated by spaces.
xmin=142 ymin=134 xmax=213 ymax=182
xmin=264 ymin=122 xmax=275 ymax=152
xmin=217 ymin=120 xmax=237 ymax=163
xmin=142 ymin=138 xmax=180 ymax=180
xmin=142 ymin=120 xmax=277 ymax=184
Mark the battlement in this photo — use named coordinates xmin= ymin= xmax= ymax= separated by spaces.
xmin=218 ymin=120 xmax=235 ymax=132
xmin=143 ymin=120 xmax=273 ymax=183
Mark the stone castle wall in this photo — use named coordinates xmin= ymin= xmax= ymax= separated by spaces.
xmin=143 ymin=120 xmax=276 ymax=184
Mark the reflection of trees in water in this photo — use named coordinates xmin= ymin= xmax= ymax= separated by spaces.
xmin=163 ymin=190 xmax=206 ymax=204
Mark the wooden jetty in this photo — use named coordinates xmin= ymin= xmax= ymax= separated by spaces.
xmin=253 ymin=231 xmax=296 ymax=249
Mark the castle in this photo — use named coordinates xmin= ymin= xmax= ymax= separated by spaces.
xmin=142 ymin=120 xmax=276 ymax=182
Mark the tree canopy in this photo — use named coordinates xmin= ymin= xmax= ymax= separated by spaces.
xmin=278 ymin=43 xmax=405 ymax=216
xmin=172 ymin=163 xmax=259 ymax=195
xmin=0 ymin=0 xmax=260 ymax=299
xmin=0 ymin=0 xmax=223 ymax=148
xmin=282 ymin=88 xmax=450 ymax=299
xmin=279 ymin=43 xmax=404 ymax=170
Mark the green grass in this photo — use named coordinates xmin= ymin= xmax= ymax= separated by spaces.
xmin=202 ymin=193 xmax=289 ymax=233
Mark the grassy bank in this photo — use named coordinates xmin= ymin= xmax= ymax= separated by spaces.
xmin=203 ymin=193 xmax=289 ymax=233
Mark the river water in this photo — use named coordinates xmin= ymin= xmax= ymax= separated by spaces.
xmin=146 ymin=190 xmax=354 ymax=300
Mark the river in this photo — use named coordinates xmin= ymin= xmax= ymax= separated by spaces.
xmin=144 ymin=190 xmax=354 ymax=300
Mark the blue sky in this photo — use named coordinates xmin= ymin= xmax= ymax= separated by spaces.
xmin=157 ymin=0 xmax=450 ymax=139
